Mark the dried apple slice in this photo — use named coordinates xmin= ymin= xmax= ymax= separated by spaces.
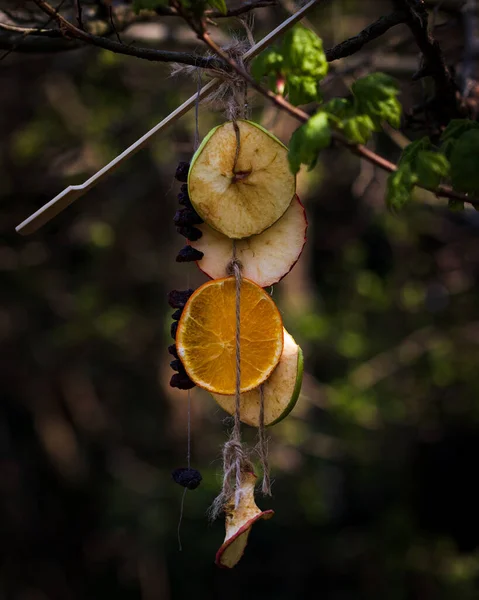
xmin=188 ymin=120 xmax=296 ymax=239
xmin=215 ymin=471 xmax=274 ymax=569
xmin=212 ymin=330 xmax=303 ymax=427
xmin=190 ymin=195 xmax=307 ymax=287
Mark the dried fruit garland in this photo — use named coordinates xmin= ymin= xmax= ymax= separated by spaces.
xmin=169 ymin=119 xmax=307 ymax=568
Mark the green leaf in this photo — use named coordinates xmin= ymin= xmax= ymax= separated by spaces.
xmin=440 ymin=119 xmax=479 ymax=159
xmin=282 ymin=26 xmax=328 ymax=80
xmin=352 ymin=72 xmax=401 ymax=128
xmin=323 ymin=98 xmax=354 ymax=120
xmin=341 ymin=114 xmax=375 ymax=145
xmin=288 ymin=111 xmax=331 ymax=174
xmin=286 ymin=74 xmax=321 ymax=105
xmin=398 ymin=137 xmax=431 ymax=168
xmin=415 ymin=151 xmax=450 ymax=189
xmin=450 ymin=129 xmax=479 ymax=194
xmin=441 ymin=119 xmax=479 ymax=144
xmin=386 ymin=164 xmax=418 ymax=211
xmin=251 ymin=48 xmax=283 ymax=80
xmin=208 ymin=0 xmax=227 ymax=13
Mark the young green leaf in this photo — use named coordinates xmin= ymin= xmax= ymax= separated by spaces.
xmin=398 ymin=137 xmax=431 ymax=168
xmin=415 ymin=151 xmax=450 ymax=189
xmin=282 ymin=26 xmax=328 ymax=80
xmin=288 ymin=111 xmax=331 ymax=174
xmin=286 ymin=74 xmax=321 ymax=105
xmin=352 ymin=73 xmax=401 ymax=128
xmin=386 ymin=164 xmax=418 ymax=211
xmin=341 ymin=114 xmax=376 ymax=145
xmin=441 ymin=119 xmax=479 ymax=144
xmin=323 ymin=98 xmax=354 ymax=120
xmin=450 ymin=130 xmax=479 ymax=194
xmin=251 ymin=48 xmax=283 ymax=81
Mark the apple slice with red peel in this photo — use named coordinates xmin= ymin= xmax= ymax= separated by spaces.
xmin=190 ymin=195 xmax=307 ymax=288
xmin=215 ymin=471 xmax=274 ymax=569
xmin=212 ymin=329 xmax=303 ymax=427
xmin=188 ymin=120 xmax=296 ymax=239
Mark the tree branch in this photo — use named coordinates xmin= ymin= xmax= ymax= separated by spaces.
xmin=197 ymin=22 xmax=479 ymax=209
xmin=325 ymin=11 xmax=407 ymax=62
xmin=31 ymin=0 xmax=224 ymax=68
xmin=394 ymin=0 xmax=463 ymax=122
xmin=154 ymin=0 xmax=278 ymax=18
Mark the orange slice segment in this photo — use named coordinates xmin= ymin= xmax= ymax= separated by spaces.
xmin=176 ymin=277 xmax=283 ymax=395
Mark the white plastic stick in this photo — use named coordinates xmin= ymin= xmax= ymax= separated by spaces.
xmin=16 ymin=0 xmax=319 ymax=235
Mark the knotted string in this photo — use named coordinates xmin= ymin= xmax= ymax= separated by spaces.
xmin=209 ymin=241 xmax=254 ymax=520
xmin=257 ymin=384 xmax=271 ymax=495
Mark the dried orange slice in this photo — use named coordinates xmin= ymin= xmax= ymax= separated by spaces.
xmin=176 ymin=277 xmax=283 ymax=395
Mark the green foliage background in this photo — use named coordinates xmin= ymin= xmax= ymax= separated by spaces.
xmin=1 ymin=2 xmax=479 ymax=598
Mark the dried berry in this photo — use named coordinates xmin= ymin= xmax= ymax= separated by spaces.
xmin=170 ymin=320 xmax=178 ymax=339
xmin=176 ymin=226 xmax=202 ymax=241
xmin=175 ymin=162 xmax=190 ymax=183
xmin=172 ymin=467 xmax=202 ymax=490
xmin=176 ymin=245 xmax=204 ymax=263
xmin=168 ymin=344 xmax=179 ymax=359
xmin=170 ymin=372 xmax=195 ymax=390
xmin=171 ymin=308 xmax=182 ymax=321
xmin=173 ymin=208 xmax=203 ymax=227
xmin=170 ymin=359 xmax=183 ymax=372
xmin=168 ymin=289 xmax=193 ymax=309
xmin=178 ymin=191 xmax=193 ymax=209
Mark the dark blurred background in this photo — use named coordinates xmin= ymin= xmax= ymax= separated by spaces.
xmin=2 ymin=1 xmax=479 ymax=598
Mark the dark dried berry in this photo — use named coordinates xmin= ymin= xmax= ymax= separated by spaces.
xmin=168 ymin=344 xmax=179 ymax=359
xmin=172 ymin=467 xmax=202 ymax=490
xmin=170 ymin=320 xmax=178 ymax=339
xmin=176 ymin=226 xmax=202 ymax=241
xmin=178 ymin=192 xmax=193 ymax=209
xmin=170 ymin=372 xmax=195 ymax=390
xmin=171 ymin=308 xmax=182 ymax=321
xmin=175 ymin=162 xmax=190 ymax=183
xmin=168 ymin=289 xmax=193 ymax=309
xmin=180 ymin=183 xmax=188 ymax=194
xmin=176 ymin=245 xmax=204 ymax=263
xmin=170 ymin=359 xmax=183 ymax=372
xmin=173 ymin=208 xmax=203 ymax=227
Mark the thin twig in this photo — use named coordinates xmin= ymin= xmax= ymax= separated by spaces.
xmin=0 ymin=0 xmax=67 ymax=61
xmin=325 ymin=11 xmax=407 ymax=62
xmin=394 ymin=0 xmax=462 ymax=122
xmin=198 ymin=23 xmax=479 ymax=209
xmin=109 ymin=6 xmax=122 ymax=44
xmin=75 ymin=0 xmax=83 ymax=29
xmin=32 ymin=0 xmax=224 ymax=68
xmin=154 ymin=0 xmax=278 ymax=18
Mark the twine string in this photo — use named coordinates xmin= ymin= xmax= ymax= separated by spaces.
xmin=258 ymin=384 xmax=271 ymax=496
xmin=194 ymin=68 xmax=202 ymax=150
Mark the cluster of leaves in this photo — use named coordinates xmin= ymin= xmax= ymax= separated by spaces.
xmin=252 ymin=27 xmax=401 ymax=173
xmin=387 ymin=120 xmax=479 ymax=211
xmin=251 ymin=26 xmax=328 ymax=106
xmin=288 ymin=73 xmax=401 ymax=173
xmin=133 ymin=0 xmax=226 ymax=16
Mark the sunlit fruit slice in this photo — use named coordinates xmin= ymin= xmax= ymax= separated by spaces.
xmin=216 ymin=471 xmax=274 ymax=569
xmin=212 ymin=329 xmax=303 ymax=426
xmin=190 ymin=195 xmax=307 ymax=287
xmin=188 ymin=120 xmax=296 ymax=239
xmin=176 ymin=277 xmax=283 ymax=395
